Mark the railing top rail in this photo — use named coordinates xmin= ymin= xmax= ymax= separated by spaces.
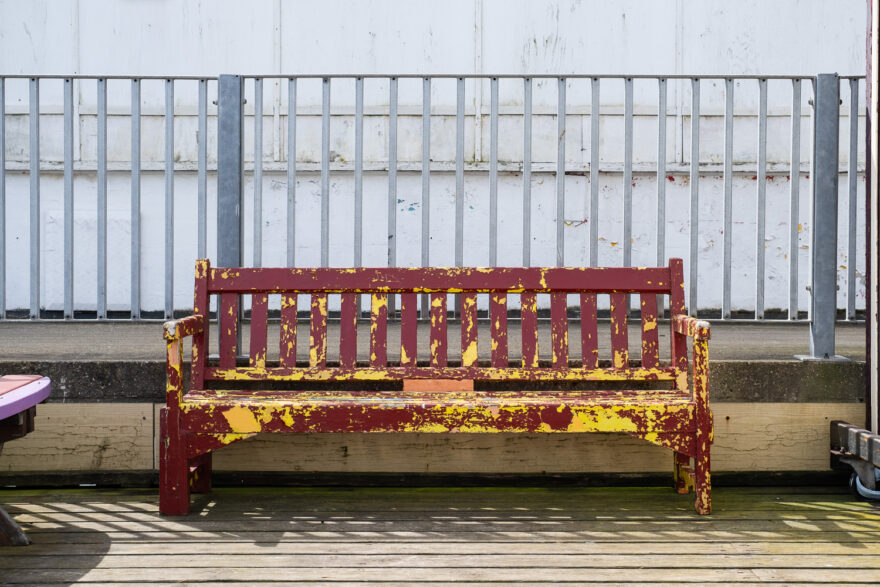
xmin=0 ymin=75 xmax=217 ymax=81
xmin=0 ymin=73 xmax=865 ymax=81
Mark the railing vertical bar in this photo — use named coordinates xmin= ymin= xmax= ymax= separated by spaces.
xmin=421 ymin=77 xmax=431 ymax=318
xmin=455 ymin=77 xmax=465 ymax=268
xmin=556 ymin=77 xmax=566 ymax=267
xmin=656 ymin=78 xmax=667 ymax=269
xmin=689 ymin=78 xmax=700 ymax=316
xmin=63 ymin=78 xmax=74 ymax=319
xmin=623 ymin=77 xmax=633 ymax=268
xmin=847 ymin=78 xmax=859 ymax=320
xmin=453 ymin=77 xmax=465 ymax=321
xmin=489 ymin=77 xmax=498 ymax=267
xmin=0 ymin=78 xmax=5 ymax=319
xmin=354 ymin=77 xmax=364 ymax=316
xmin=131 ymin=79 xmax=141 ymax=319
xmin=722 ymin=78 xmax=734 ymax=319
xmin=253 ymin=78 xmax=263 ymax=268
xmin=29 ymin=77 xmax=40 ymax=319
xmin=756 ymin=78 xmax=768 ymax=320
xmin=789 ymin=79 xmax=802 ymax=320
xmin=523 ymin=77 xmax=532 ymax=267
xmin=354 ymin=77 xmax=364 ymax=268
xmin=590 ymin=77 xmax=600 ymax=267
xmin=388 ymin=77 xmax=398 ymax=317
xmin=97 ymin=77 xmax=108 ymax=320
xmin=164 ymin=78 xmax=174 ymax=319
xmin=287 ymin=78 xmax=296 ymax=267
xmin=321 ymin=77 xmax=330 ymax=267
xmin=197 ymin=79 xmax=207 ymax=260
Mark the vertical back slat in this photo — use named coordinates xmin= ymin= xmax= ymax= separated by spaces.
xmin=370 ymin=293 xmax=388 ymax=367
xmin=580 ymin=293 xmax=599 ymax=368
xmin=219 ymin=293 xmax=239 ymax=369
xmin=640 ymin=293 xmax=660 ymax=369
xmin=249 ymin=293 xmax=269 ymax=368
xmin=191 ymin=259 xmax=209 ymax=389
xmin=550 ymin=292 xmax=568 ymax=368
xmin=521 ymin=293 xmax=539 ymax=368
xmin=610 ymin=292 xmax=629 ymax=368
xmin=430 ymin=293 xmax=448 ymax=368
xmin=310 ymin=293 xmax=328 ymax=368
xmin=669 ymin=258 xmax=689 ymax=374
xmin=340 ymin=293 xmax=358 ymax=369
xmin=400 ymin=293 xmax=418 ymax=367
xmin=280 ymin=294 xmax=297 ymax=367
xmin=490 ymin=293 xmax=508 ymax=368
xmin=461 ymin=293 xmax=478 ymax=367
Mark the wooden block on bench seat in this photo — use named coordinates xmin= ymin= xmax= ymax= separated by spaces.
xmin=403 ymin=379 xmax=474 ymax=392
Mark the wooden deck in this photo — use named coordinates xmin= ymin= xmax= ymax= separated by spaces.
xmin=1 ymin=486 xmax=880 ymax=584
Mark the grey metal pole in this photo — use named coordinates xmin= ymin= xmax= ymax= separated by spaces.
xmin=217 ymin=74 xmax=244 ymax=269
xmin=798 ymin=74 xmax=847 ymax=362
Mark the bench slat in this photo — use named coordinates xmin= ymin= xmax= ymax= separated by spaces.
xmin=430 ymin=293 xmax=448 ymax=368
xmin=490 ymin=293 xmax=508 ymax=368
xmin=340 ymin=293 xmax=358 ymax=369
xmin=204 ymin=365 xmax=679 ymax=382
xmin=249 ymin=294 xmax=269 ymax=369
xmin=610 ymin=293 xmax=629 ymax=368
xmin=309 ymin=294 xmax=328 ymax=368
xmin=521 ymin=293 xmax=539 ymax=368
xmin=208 ymin=266 xmax=672 ymax=293
xmin=580 ymin=293 xmax=599 ymax=369
xmin=219 ymin=294 xmax=239 ymax=369
xmin=191 ymin=259 xmax=209 ymax=389
xmin=551 ymin=293 xmax=568 ymax=368
xmin=400 ymin=293 xmax=418 ymax=367
xmin=279 ymin=294 xmax=297 ymax=367
xmin=640 ymin=294 xmax=660 ymax=369
xmin=370 ymin=293 xmax=388 ymax=367
xmin=669 ymin=258 xmax=688 ymax=374
xmin=461 ymin=293 xmax=479 ymax=368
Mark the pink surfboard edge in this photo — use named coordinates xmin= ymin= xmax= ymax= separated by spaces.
xmin=0 ymin=377 xmax=51 ymax=421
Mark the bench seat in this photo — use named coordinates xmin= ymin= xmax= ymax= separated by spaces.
xmin=181 ymin=388 xmax=697 ymax=436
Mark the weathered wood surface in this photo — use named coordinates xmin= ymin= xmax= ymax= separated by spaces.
xmin=1 ymin=486 xmax=879 ymax=584
xmin=0 ymin=402 xmax=865 ymax=474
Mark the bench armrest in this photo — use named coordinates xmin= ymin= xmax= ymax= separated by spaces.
xmin=163 ymin=315 xmax=206 ymax=341
xmin=672 ymin=314 xmax=711 ymax=341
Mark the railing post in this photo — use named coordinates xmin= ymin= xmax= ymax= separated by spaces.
xmin=217 ymin=74 xmax=244 ymax=268
xmin=798 ymin=74 xmax=848 ymax=362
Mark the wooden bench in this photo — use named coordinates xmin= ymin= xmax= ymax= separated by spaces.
xmin=0 ymin=375 xmax=51 ymax=545
xmin=160 ymin=258 xmax=712 ymax=515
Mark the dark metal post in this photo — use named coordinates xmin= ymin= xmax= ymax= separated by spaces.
xmin=799 ymin=74 xmax=847 ymax=362
xmin=217 ymin=75 xmax=244 ymax=268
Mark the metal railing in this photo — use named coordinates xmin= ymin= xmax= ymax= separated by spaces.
xmin=0 ymin=73 xmax=866 ymax=327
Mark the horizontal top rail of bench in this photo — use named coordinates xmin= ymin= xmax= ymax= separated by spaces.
xmin=207 ymin=266 xmax=674 ymax=293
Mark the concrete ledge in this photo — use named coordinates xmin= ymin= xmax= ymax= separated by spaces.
xmin=0 ymin=359 xmax=865 ymax=403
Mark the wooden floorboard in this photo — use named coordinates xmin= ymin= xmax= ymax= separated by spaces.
xmin=1 ymin=486 xmax=880 ymax=584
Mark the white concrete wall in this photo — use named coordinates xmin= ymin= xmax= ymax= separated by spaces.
xmin=0 ymin=1 xmax=868 ymax=315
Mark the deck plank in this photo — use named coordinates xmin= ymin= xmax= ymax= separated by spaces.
xmin=2 ymin=487 xmax=880 ymax=584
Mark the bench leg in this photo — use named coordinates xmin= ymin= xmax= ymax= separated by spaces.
xmin=673 ymin=452 xmax=694 ymax=495
xmin=189 ymin=452 xmax=212 ymax=494
xmin=694 ymin=441 xmax=711 ymax=515
xmin=159 ymin=407 xmax=190 ymax=516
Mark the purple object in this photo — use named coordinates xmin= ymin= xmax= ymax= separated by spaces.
xmin=0 ymin=376 xmax=51 ymax=421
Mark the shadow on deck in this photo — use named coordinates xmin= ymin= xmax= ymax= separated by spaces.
xmin=1 ymin=485 xmax=880 ymax=584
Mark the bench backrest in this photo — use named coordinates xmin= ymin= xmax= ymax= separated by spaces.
xmin=188 ymin=258 xmax=689 ymax=389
